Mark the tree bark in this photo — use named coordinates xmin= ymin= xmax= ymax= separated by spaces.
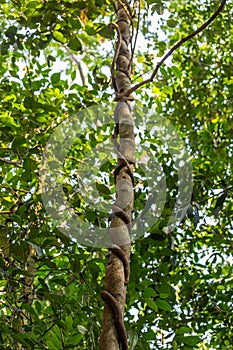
xmin=99 ymin=2 xmax=134 ymax=350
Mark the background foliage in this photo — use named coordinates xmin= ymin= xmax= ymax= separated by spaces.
xmin=0 ymin=0 xmax=232 ymax=349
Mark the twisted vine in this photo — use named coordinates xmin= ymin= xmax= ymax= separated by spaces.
xmin=101 ymin=290 xmax=128 ymax=350
xmin=100 ymin=1 xmax=134 ymax=349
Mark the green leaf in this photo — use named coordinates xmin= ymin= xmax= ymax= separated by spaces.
xmin=26 ymin=1 xmax=40 ymax=8
xmin=53 ymin=31 xmax=66 ymax=43
xmin=214 ymin=191 xmax=227 ymax=217
xmin=0 ymin=115 xmax=19 ymax=128
xmin=66 ymin=333 xmax=83 ymax=345
xmin=24 ymin=96 xmax=35 ymax=109
xmin=176 ymin=326 xmax=192 ymax=335
xmin=39 ymin=34 xmax=52 ymax=49
xmin=159 ymin=293 xmax=170 ymax=299
xmin=34 ymin=300 xmax=42 ymax=314
xmin=0 ymin=255 xmax=5 ymax=269
xmin=177 ymin=335 xmax=201 ymax=346
xmin=70 ymin=18 xmax=82 ymax=30
xmin=162 ymin=86 xmax=173 ymax=97
xmin=137 ymin=55 xmax=145 ymax=63
xmin=51 ymin=72 xmax=61 ymax=84
xmin=155 ymin=299 xmax=172 ymax=311
xmin=23 ymin=157 xmax=38 ymax=171
xmin=96 ymin=24 xmax=114 ymax=39
xmin=96 ymin=182 xmax=111 ymax=195
xmin=143 ymin=287 xmax=156 ymax=298
xmin=128 ymin=329 xmax=138 ymax=349
xmin=88 ymin=261 xmax=100 ymax=278
xmin=1 ymin=41 xmax=10 ymax=55
xmin=47 ymin=54 xmax=56 ymax=66
xmin=167 ymin=19 xmax=177 ymax=28
xmin=68 ymin=36 xmax=82 ymax=52
xmin=12 ymin=334 xmax=33 ymax=349
xmin=10 ymin=242 xmax=30 ymax=263
xmin=5 ymin=26 xmax=17 ymax=37
xmin=146 ymin=299 xmax=158 ymax=311
xmin=153 ymin=4 xmax=164 ymax=15
xmin=21 ymin=303 xmax=38 ymax=319
xmin=171 ymin=66 xmax=182 ymax=79
xmin=71 ymin=70 xmax=76 ymax=81
xmin=144 ymin=329 xmax=157 ymax=340
xmin=46 ymin=340 xmax=60 ymax=350
xmin=85 ymin=24 xmax=96 ymax=36
xmin=31 ymin=80 xmax=42 ymax=90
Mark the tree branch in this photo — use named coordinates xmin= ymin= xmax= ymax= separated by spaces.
xmin=110 ymin=22 xmax=122 ymax=91
xmin=117 ymin=0 xmax=227 ymax=99
xmin=63 ymin=45 xmax=86 ymax=85
xmin=198 ymin=185 xmax=233 ymax=204
xmin=0 ymin=199 xmax=23 ymax=215
xmin=0 ymin=186 xmax=29 ymax=194
xmin=0 ymin=157 xmax=22 ymax=167
xmin=129 ymin=0 xmax=140 ymax=71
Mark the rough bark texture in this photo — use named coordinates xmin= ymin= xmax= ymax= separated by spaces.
xmin=99 ymin=1 xmax=134 ymax=350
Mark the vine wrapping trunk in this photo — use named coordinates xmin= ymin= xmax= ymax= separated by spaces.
xmin=99 ymin=1 xmax=134 ymax=349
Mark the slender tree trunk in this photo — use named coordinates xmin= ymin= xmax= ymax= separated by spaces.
xmin=14 ymin=245 xmax=36 ymax=350
xmin=99 ymin=2 xmax=134 ymax=350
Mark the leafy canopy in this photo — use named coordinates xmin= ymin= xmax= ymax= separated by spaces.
xmin=0 ymin=0 xmax=232 ymax=349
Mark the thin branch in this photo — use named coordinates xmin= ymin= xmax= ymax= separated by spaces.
xmin=198 ymin=185 xmax=233 ymax=204
xmin=0 ymin=157 xmax=22 ymax=167
xmin=65 ymin=156 xmax=85 ymax=164
xmin=130 ymin=0 xmax=140 ymax=70
xmin=63 ymin=45 xmax=86 ymax=85
xmin=118 ymin=0 xmax=227 ymax=98
xmin=110 ymin=22 xmax=122 ymax=91
xmin=0 ymin=185 xmax=29 ymax=194
xmin=132 ymin=0 xmax=138 ymax=18
xmin=23 ymin=54 xmax=35 ymax=102
xmin=0 ymin=195 xmax=23 ymax=216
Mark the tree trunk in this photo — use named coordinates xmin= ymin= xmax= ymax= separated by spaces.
xmin=99 ymin=2 xmax=134 ymax=350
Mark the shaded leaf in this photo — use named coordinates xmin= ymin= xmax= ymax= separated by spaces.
xmin=213 ymin=191 xmax=227 ymax=217
xmin=68 ymin=36 xmax=82 ymax=51
xmin=96 ymin=182 xmax=111 ymax=195
xmin=193 ymin=206 xmax=200 ymax=228
xmin=12 ymin=334 xmax=34 ymax=349
xmin=177 ymin=335 xmax=201 ymax=346
xmin=96 ymin=24 xmax=114 ymax=39
xmin=155 ymin=299 xmax=172 ymax=311
xmin=146 ymin=299 xmax=158 ymax=311
xmin=167 ymin=19 xmax=178 ymax=28
xmin=176 ymin=326 xmax=192 ymax=335
xmin=128 ymin=329 xmax=139 ymax=349
xmin=187 ymin=204 xmax=194 ymax=219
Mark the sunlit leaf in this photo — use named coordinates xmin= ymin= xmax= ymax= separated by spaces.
xmin=53 ymin=31 xmax=66 ymax=43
